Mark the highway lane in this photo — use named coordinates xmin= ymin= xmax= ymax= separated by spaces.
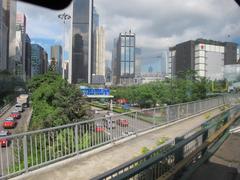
xmin=0 ymin=105 xmax=32 ymax=177
xmin=91 ymin=108 xmax=153 ymax=139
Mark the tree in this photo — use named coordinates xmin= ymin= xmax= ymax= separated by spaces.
xmin=28 ymin=72 xmax=89 ymax=130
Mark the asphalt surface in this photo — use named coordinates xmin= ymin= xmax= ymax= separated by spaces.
xmin=91 ymin=107 xmax=153 ymax=139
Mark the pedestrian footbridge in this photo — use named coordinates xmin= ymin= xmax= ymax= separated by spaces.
xmin=0 ymin=95 xmax=238 ymax=180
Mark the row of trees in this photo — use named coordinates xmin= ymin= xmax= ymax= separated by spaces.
xmin=111 ymin=70 xmax=211 ymax=108
xmin=28 ymin=72 xmax=90 ymax=130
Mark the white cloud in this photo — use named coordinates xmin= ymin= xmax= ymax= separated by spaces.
xmin=17 ymin=0 xmax=240 ymax=62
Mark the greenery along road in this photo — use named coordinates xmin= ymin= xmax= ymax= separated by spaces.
xmin=27 ymin=72 xmax=90 ymax=130
xmin=111 ymin=70 xmax=211 ymax=108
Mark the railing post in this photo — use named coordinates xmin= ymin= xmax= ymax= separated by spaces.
xmin=193 ymin=102 xmax=196 ymax=114
xmin=23 ymin=135 xmax=28 ymax=173
xmin=110 ymin=116 xmax=113 ymax=142
xmin=153 ymin=108 xmax=156 ymax=126
xmin=167 ymin=106 xmax=170 ymax=122
xmin=174 ymin=136 xmax=184 ymax=164
xmin=75 ymin=124 xmax=79 ymax=154
xmin=200 ymin=100 xmax=202 ymax=112
xmin=178 ymin=104 xmax=180 ymax=119
xmin=201 ymin=129 xmax=208 ymax=156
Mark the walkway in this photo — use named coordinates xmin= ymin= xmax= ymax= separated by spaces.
xmin=14 ymin=107 xmax=226 ymax=180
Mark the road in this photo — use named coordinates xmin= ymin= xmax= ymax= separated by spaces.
xmin=0 ymin=105 xmax=32 ymax=176
xmin=91 ymin=107 xmax=153 ymax=139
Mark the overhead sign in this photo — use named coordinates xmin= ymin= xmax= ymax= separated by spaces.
xmin=80 ymin=87 xmax=111 ymax=96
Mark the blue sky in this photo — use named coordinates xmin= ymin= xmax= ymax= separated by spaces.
xmin=31 ymin=38 xmax=69 ymax=61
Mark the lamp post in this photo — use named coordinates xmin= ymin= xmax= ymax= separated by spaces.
xmin=58 ymin=13 xmax=71 ymax=78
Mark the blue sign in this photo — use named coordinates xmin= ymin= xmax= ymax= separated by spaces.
xmin=122 ymin=104 xmax=130 ymax=110
xmin=80 ymin=88 xmax=110 ymax=96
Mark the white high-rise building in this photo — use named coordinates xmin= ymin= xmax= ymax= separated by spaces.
xmin=95 ymin=26 xmax=105 ymax=76
xmin=15 ymin=12 xmax=26 ymax=80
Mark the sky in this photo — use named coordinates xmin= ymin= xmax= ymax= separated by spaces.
xmin=17 ymin=0 xmax=240 ymax=72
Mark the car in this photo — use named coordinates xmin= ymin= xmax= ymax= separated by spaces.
xmin=122 ymin=131 xmax=135 ymax=136
xmin=117 ymin=119 xmax=129 ymax=127
xmin=10 ymin=111 xmax=21 ymax=119
xmin=104 ymin=119 xmax=116 ymax=129
xmin=0 ymin=130 xmax=11 ymax=147
xmin=95 ymin=123 xmax=105 ymax=132
xmin=15 ymin=104 xmax=23 ymax=112
xmin=3 ymin=117 xmax=17 ymax=129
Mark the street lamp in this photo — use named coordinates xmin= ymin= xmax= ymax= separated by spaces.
xmin=58 ymin=13 xmax=71 ymax=78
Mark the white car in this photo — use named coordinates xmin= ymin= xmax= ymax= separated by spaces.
xmin=15 ymin=104 xmax=23 ymax=112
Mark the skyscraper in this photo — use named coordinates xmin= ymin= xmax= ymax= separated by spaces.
xmin=69 ymin=0 xmax=93 ymax=84
xmin=95 ymin=26 xmax=105 ymax=76
xmin=112 ymin=38 xmax=118 ymax=84
xmin=0 ymin=0 xmax=8 ymax=71
xmin=16 ymin=12 xmax=26 ymax=80
xmin=51 ymin=45 xmax=63 ymax=74
xmin=25 ymin=34 xmax=31 ymax=79
xmin=93 ymin=6 xmax=99 ymax=31
xmin=115 ymin=30 xmax=136 ymax=85
xmin=2 ymin=0 xmax=16 ymax=74
xmin=92 ymin=6 xmax=99 ymax=76
xmin=31 ymin=44 xmax=48 ymax=77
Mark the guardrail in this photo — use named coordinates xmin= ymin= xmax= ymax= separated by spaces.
xmin=0 ymin=95 xmax=238 ymax=179
xmin=92 ymin=105 xmax=240 ymax=180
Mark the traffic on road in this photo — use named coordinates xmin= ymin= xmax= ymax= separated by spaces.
xmin=91 ymin=107 xmax=152 ymax=139
xmin=0 ymin=94 xmax=30 ymax=148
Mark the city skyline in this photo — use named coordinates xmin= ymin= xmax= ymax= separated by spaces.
xmin=17 ymin=0 xmax=240 ymax=68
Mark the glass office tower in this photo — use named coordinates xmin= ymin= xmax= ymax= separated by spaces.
xmin=116 ymin=30 xmax=135 ymax=85
xmin=70 ymin=0 xmax=93 ymax=84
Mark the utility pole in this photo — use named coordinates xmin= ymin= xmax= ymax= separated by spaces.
xmin=58 ymin=13 xmax=71 ymax=79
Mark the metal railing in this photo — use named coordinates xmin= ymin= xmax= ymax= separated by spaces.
xmin=0 ymin=95 xmax=238 ymax=179
xmin=92 ymin=105 xmax=240 ymax=180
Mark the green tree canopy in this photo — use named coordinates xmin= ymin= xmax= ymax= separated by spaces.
xmin=28 ymin=72 xmax=89 ymax=130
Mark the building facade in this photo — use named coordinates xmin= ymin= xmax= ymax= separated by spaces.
xmin=134 ymin=73 xmax=165 ymax=84
xmin=2 ymin=0 xmax=16 ymax=74
xmin=169 ymin=39 xmax=239 ymax=80
xmin=115 ymin=30 xmax=136 ymax=85
xmin=0 ymin=0 xmax=8 ymax=71
xmin=42 ymin=51 xmax=48 ymax=73
xmin=25 ymin=34 xmax=31 ymax=79
xmin=50 ymin=45 xmax=62 ymax=74
xmin=69 ymin=0 xmax=93 ymax=84
xmin=95 ymin=26 xmax=105 ymax=76
xmin=112 ymin=38 xmax=118 ymax=84
xmin=15 ymin=12 xmax=26 ymax=80
xmin=31 ymin=44 xmax=48 ymax=77
xmin=92 ymin=7 xmax=99 ymax=76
